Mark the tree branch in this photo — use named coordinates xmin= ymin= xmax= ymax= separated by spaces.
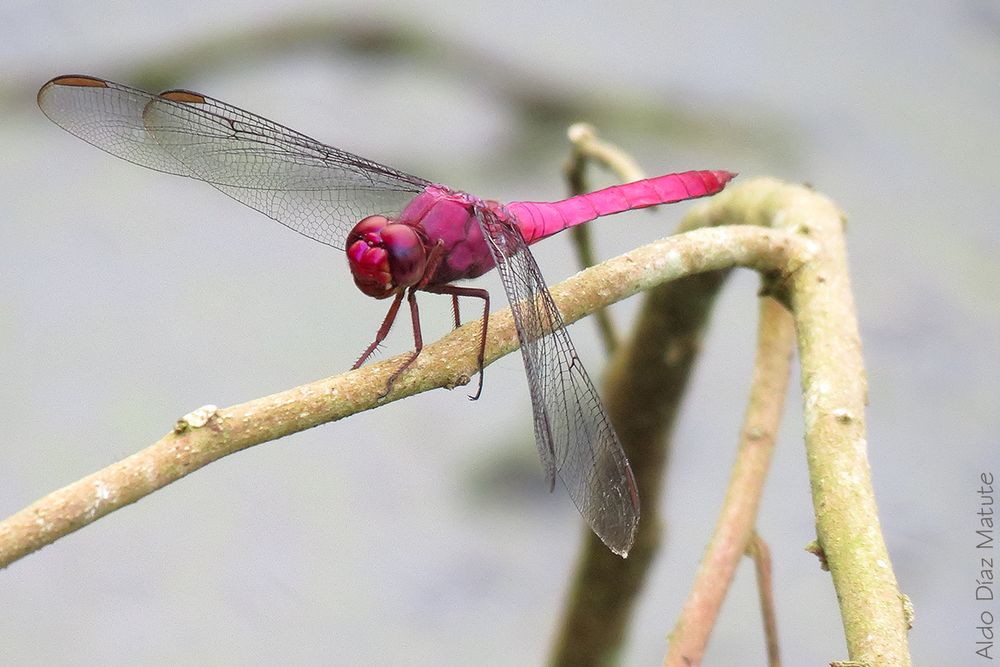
xmin=0 ymin=220 xmax=802 ymax=569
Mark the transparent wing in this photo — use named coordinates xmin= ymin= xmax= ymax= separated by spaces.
xmin=37 ymin=75 xmax=430 ymax=248
xmin=477 ymin=208 xmax=640 ymax=556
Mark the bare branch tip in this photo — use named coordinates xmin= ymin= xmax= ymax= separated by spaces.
xmin=567 ymin=122 xmax=597 ymax=144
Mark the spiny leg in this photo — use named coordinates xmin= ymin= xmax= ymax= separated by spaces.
xmin=425 ymin=285 xmax=490 ymax=400
xmin=450 ymin=294 xmax=461 ymax=328
xmin=352 ymin=243 xmax=457 ymax=397
xmin=352 ymin=290 xmax=405 ymax=371
xmin=382 ymin=287 xmax=425 ymax=396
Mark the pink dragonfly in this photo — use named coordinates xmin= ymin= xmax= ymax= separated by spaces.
xmin=38 ymin=75 xmax=734 ymax=556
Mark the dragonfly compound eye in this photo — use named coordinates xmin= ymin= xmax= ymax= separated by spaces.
xmin=346 ymin=215 xmax=427 ymax=298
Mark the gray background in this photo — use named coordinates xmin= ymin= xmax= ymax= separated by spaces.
xmin=1 ymin=1 xmax=997 ymax=664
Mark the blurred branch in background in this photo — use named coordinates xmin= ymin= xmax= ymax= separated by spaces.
xmin=4 ymin=15 xmax=791 ymax=167
xmin=128 ymin=16 xmax=775 ymax=150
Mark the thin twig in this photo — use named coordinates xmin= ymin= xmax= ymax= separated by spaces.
xmin=565 ymin=123 xmax=646 ymax=184
xmin=665 ymin=296 xmax=794 ymax=665
xmin=747 ymin=532 xmax=781 ymax=667
xmin=563 ymin=122 xmax=645 ymax=352
xmin=0 ymin=221 xmax=803 ymax=569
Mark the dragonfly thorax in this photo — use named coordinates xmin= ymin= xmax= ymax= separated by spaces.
xmin=346 ymin=215 xmax=427 ymax=298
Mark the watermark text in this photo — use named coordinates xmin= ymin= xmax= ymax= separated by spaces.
xmin=975 ymin=472 xmax=995 ymax=660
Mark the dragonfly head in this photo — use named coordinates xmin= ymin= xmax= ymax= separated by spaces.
xmin=346 ymin=216 xmax=427 ymax=298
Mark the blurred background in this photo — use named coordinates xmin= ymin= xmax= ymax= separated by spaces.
xmin=1 ymin=1 xmax=997 ymax=664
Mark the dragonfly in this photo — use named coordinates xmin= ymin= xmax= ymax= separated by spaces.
xmin=37 ymin=74 xmax=735 ymax=557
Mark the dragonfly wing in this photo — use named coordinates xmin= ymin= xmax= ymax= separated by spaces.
xmin=477 ymin=208 xmax=640 ymax=556
xmin=37 ymin=76 xmax=430 ymax=249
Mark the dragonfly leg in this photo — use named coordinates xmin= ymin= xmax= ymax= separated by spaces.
xmin=424 ymin=285 xmax=490 ymax=400
xmin=451 ymin=294 xmax=461 ymax=328
xmin=352 ymin=290 xmax=406 ymax=371
xmin=382 ymin=287 xmax=425 ymax=396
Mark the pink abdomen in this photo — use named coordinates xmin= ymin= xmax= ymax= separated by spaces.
xmin=508 ymin=170 xmax=735 ymax=244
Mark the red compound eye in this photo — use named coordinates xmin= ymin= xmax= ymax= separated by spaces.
xmin=346 ymin=216 xmax=426 ymax=298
